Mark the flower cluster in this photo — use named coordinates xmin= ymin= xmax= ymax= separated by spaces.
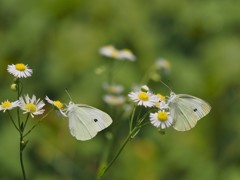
xmin=1 ymin=63 xmax=66 ymax=118
xmin=128 ymin=85 xmax=173 ymax=130
xmin=99 ymin=45 xmax=136 ymax=61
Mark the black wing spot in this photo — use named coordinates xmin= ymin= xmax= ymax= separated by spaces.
xmin=193 ymin=108 xmax=198 ymax=112
xmin=94 ymin=119 xmax=98 ymax=122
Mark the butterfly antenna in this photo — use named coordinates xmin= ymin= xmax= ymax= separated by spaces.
xmin=65 ymin=88 xmax=72 ymax=101
xmin=160 ymin=80 xmax=172 ymax=92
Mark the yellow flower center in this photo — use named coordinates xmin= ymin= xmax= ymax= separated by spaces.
xmin=138 ymin=92 xmax=149 ymax=101
xmin=157 ymin=111 xmax=168 ymax=122
xmin=15 ymin=63 xmax=26 ymax=71
xmin=111 ymin=50 xmax=119 ymax=58
xmin=1 ymin=101 xmax=12 ymax=109
xmin=24 ymin=103 xmax=37 ymax=112
xmin=157 ymin=93 xmax=166 ymax=101
xmin=53 ymin=100 xmax=63 ymax=109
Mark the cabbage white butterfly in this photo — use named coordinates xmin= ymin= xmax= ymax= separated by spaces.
xmin=66 ymin=101 xmax=113 ymax=141
xmin=168 ymin=92 xmax=211 ymax=131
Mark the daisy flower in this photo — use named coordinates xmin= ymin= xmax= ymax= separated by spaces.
xmin=7 ymin=63 xmax=32 ymax=78
xmin=102 ymin=83 xmax=124 ymax=94
xmin=150 ymin=110 xmax=173 ymax=129
xmin=45 ymin=96 xmax=67 ymax=117
xmin=0 ymin=100 xmax=20 ymax=112
xmin=155 ymin=58 xmax=171 ymax=71
xmin=155 ymin=93 xmax=169 ymax=109
xmin=118 ymin=49 xmax=136 ymax=61
xmin=19 ymin=95 xmax=45 ymax=117
xmin=99 ymin=45 xmax=119 ymax=59
xmin=103 ymin=94 xmax=126 ymax=106
xmin=128 ymin=91 xmax=157 ymax=108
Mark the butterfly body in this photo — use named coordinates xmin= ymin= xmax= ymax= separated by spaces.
xmin=67 ymin=101 xmax=112 ymax=141
xmin=168 ymin=92 xmax=211 ymax=131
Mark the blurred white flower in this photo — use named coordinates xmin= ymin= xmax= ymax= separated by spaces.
xmin=118 ymin=49 xmax=136 ymax=61
xmin=99 ymin=45 xmax=119 ymax=59
xmin=19 ymin=95 xmax=45 ymax=117
xmin=103 ymin=94 xmax=126 ymax=106
xmin=7 ymin=63 xmax=32 ymax=78
xmin=0 ymin=100 xmax=20 ymax=112
xmin=155 ymin=58 xmax=171 ymax=72
xmin=102 ymin=83 xmax=124 ymax=94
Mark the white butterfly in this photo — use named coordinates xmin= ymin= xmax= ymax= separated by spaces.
xmin=168 ymin=92 xmax=211 ymax=131
xmin=66 ymin=101 xmax=112 ymax=141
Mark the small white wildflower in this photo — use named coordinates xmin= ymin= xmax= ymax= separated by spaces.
xmin=118 ymin=49 xmax=136 ymax=61
xmin=155 ymin=93 xmax=169 ymax=109
xmin=99 ymin=45 xmax=119 ymax=59
xmin=19 ymin=95 xmax=45 ymax=117
xmin=7 ymin=63 xmax=32 ymax=78
xmin=150 ymin=110 xmax=173 ymax=129
xmin=102 ymin=83 xmax=124 ymax=94
xmin=103 ymin=94 xmax=126 ymax=106
xmin=155 ymin=58 xmax=171 ymax=72
xmin=0 ymin=100 xmax=20 ymax=112
xmin=45 ymin=96 xmax=67 ymax=117
xmin=128 ymin=91 xmax=157 ymax=107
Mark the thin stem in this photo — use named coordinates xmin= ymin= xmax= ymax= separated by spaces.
xmin=98 ymin=133 xmax=131 ymax=179
xmin=23 ymin=108 xmax=54 ymax=138
xmin=129 ymin=105 xmax=136 ymax=131
xmin=97 ymin=127 xmax=139 ymax=179
xmin=16 ymin=79 xmax=21 ymax=129
xmin=20 ymin=134 xmax=26 ymax=180
xmin=15 ymin=78 xmax=27 ymax=180
xmin=22 ymin=114 xmax=30 ymax=131
xmin=7 ymin=110 xmax=20 ymax=132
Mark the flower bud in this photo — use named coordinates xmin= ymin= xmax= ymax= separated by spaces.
xmin=10 ymin=83 xmax=17 ymax=91
xmin=141 ymin=85 xmax=149 ymax=92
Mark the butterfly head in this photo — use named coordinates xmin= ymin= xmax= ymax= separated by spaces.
xmin=168 ymin=92 xmax=176 ymax=102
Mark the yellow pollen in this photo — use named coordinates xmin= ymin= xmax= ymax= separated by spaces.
xmin=138 ymin=92 xmax=149 ymax=101
xmin=111 ymin=50 xmax=119 ymax=58
xmin=15 ymin=63 xmax=26 ymax=71
xmin=157 ymin=112 xmax=168 ymax=122
xmin=24 ymin=103 xmax=37 ymax=112
xmin=53 ymin=100 xmax=63 ymax=109
xmin=1 ymin=101 xmax=12 ymax=109
xmin=157 ymin=93 xmax=166 ymax=101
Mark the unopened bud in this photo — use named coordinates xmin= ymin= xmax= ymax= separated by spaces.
xmin=141 ymin=85 xmax=149 ymax=92
xmin=10 ymin=83 xmax=17 ymax=91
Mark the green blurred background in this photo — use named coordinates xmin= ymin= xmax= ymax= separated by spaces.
xmin=1 ymin=0 xmax=240 ymax=179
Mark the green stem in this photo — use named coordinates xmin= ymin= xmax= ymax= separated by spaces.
xmin=97 ymin=127 xmax=139 ymax=179
xmin=7 ymin=110 xmax=20 ymax=132
xmin=129 ymin=105 xmax=136 ymax=131
xmin=23 ymin=108 xmax=53 ymax=138
xmin=20 ymin=134 xmax=27 ymax=180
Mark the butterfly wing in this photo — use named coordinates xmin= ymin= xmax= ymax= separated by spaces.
xmin=169 ymin=94 xmax=211 ymax=131
xmin=77 ymin=104 xmax=113 ymax=132
xmin=67 ymin=102 xmax=112 ymax=141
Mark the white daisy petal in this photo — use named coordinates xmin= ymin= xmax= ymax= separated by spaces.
xmin=0 ymin=100 xmax=20 ymax=112
xmin=19 ymin=94 xmax=45 ymax=117
xmin=150 ymin=110 xmax=173 ymax=129
xmin=128 ymin=91 xmax=158 ymax=108
xmin=45 ymin=96 xmax=67 ymax=117
xmin=7 ymin=63 xmax=32 ymax=78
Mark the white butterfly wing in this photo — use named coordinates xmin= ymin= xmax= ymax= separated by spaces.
xmin=67 ymin=102 xmax=112 ymax=141
xmin=77 ymin=104 xmax=113 ymax=132
xmin=169 ymin=94 xmax=211 ymax=131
